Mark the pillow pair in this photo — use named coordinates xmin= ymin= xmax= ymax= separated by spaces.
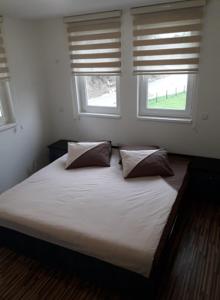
xmin=66 ymin=141 xmax=173 ymax=179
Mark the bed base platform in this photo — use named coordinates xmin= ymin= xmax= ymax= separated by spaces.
xmin=0 ymin=175 xmax=189 ymax=299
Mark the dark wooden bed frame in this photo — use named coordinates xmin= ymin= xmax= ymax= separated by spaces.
xmin=0 ymin=167 xmax=189 ymax=299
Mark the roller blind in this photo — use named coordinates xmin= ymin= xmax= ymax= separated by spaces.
xmin=64 ymin=11 xmax=121 ymax=75
xmin=0 ymin=17 xmax=9 ymax=80
xmin=131 ymin=0 xmax=206 ymax=75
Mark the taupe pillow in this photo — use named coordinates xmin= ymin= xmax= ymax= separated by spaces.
xmin=66 ymin=141 xmax=111 ymax=169
xmin=118 ymin=145 xmax=159 ymax=164
xmin=120 ymin=149 xmax=174 ymax=178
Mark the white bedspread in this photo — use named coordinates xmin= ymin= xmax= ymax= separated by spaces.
xmin=0 ymin=150 xmax=179 ymax=277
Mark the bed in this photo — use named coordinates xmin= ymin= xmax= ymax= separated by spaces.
xmin=0 ymin=149 xmax=189 ymax=290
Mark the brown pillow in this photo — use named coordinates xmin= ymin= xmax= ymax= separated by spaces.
xmin=66 ymin=141 xmax=111 ymax=169
xmin=118 ymin=145 xmax=159 ymax=164
xmin=120 ymin=149 xmax=174 ymax=178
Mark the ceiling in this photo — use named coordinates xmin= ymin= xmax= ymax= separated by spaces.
xmin=0 ymin=0 xmax=182 ymax=20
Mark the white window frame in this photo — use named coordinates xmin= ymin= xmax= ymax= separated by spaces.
xmin=0 ymin=101 xmax=5 ymax=126
xmin=138 ymin=74 xmax=197 ymax=120
xmin=0 ymin=80 xmax=16 ymax=128
xmin=75 ymin=76 xmax=120 ymax=116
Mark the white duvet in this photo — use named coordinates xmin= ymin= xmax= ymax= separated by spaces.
xmin=0 ymin=150 xmax=178 ymax=277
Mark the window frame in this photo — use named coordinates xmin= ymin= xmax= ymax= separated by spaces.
xmin=0 ymin=101 xmax=5 ymax=126
xmin=75 ymin=76 xmax=120 ymax=116
xmin=0 ymin=80 xmax=16 ymax=128
xmin=137 ymin=74 xmax=196 ymax=120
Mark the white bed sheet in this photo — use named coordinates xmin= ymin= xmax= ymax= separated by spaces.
xmin=0 ymin=150 xmax=180 ymax=277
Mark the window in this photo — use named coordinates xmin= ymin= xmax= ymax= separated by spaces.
xmin=0 ymin=18 xmax=15 ymax=128
xmin=75 ymin=75 xmax=120 ymax=115
xmin=65 ymin=10 xmax=121 ymax=116
xmin=138 ymin=74 xmax=196 ymax=119
xmin=0 ymin=81 xmax=15 ymax=127
xmin=131 ymin=1 xmax=205 ymax=120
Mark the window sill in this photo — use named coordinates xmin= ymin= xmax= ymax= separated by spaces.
xmin=0 ymin=122 xmax=16 ymax=132
xmin=137 ymin=115 xmax=192 ymax=124
xmin=79 ymin=112 xmax=121 ymax=119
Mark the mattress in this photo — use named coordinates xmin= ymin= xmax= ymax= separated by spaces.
xmin=0 ymin=150 xmax=188 ymax=277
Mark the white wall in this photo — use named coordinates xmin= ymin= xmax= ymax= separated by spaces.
xmin=40 ymin=0 xmax=220 ymax=159
xmin=0 ymin=18 xmax=52 ymax=193
xmin=39 ymin=19 xmax=77 ymax=142
xmin=1 ymin=1 xmax=219 ymax=194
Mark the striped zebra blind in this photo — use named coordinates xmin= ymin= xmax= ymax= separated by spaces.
xmin=0 ymin=17 xmax=9 ymax=80
xmin=131 ymin=0 xmax=206 ymax=75
xmin=64 ymin=11 xmax=121 ymax=75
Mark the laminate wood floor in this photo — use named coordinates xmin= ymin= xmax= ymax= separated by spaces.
xmin=0 ymin=195 xmax=219 ymax=300
xmin=159 ymin=195 xmax=220 ymax=300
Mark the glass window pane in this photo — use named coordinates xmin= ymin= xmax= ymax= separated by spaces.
xmin=147 ymin=74 xmax=188 ymax=110
xmin=85 ymin=76 xmax=117 ymax=107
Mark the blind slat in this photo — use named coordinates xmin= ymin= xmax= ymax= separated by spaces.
xmin=70 ymin=52 xmax=121 ymax=59
xmin=73 ymin=71 xmax=120 ymax=75
xmin=134 ymin=36 xmax=201 ymax=47
xmin=134 ymin=69 xmax=198 ymax=75
xmin=69 ymin=42 xmax=120 ymax=51
xmin=67 ymin=22 xmax=120 ymax=33
xmin=0 ymin=57 xmax=7 ymax=64
xmin=134 ymin=58 xmax=199 ymax=66
xmin=68 ymin=32 xmax=121 ymax=42
xmin=134 ymin=47 xmax=200 ymax=57
xmin=71 ymin=62 xmax=121 ymax=68
xmin=133 ymin=24 xmax=202 ymax=36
